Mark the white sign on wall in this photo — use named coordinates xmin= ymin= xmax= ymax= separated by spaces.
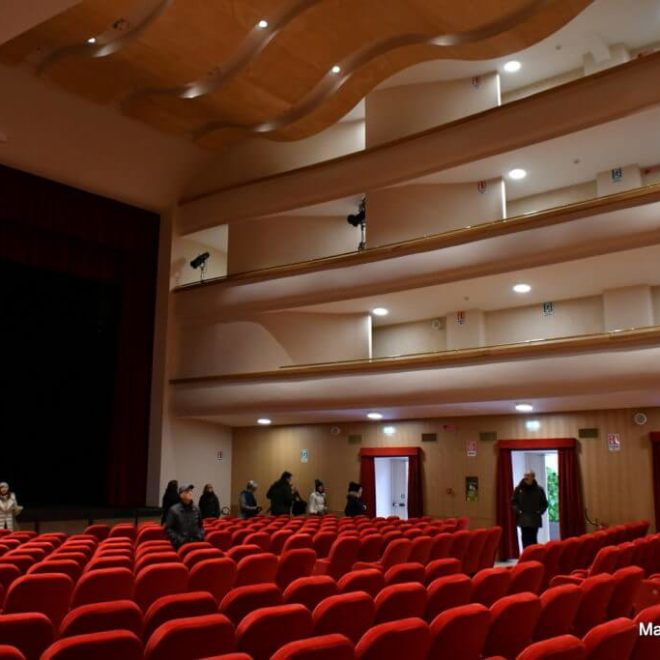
xmin=607 ymin=433 xmax=621 ymax=452
xmin=300 ymin=449 xmax=309 ymax=463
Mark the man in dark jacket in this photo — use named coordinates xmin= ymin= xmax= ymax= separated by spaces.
xmin=267 ymin=471 xmax=294 ymax=515
xmin=512 ymin=470 xmax=548 ymax=548
xmin=345 ymin=481 xmax=367 ymax=517
xmin=165 ymin=484 xmax=204 ymax=548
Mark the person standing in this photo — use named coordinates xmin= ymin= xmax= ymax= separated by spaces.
xmin=0 ymin=482 xmax=22 ymax=531
xmin=308 ymin=480 xmax=328 ymax=515
xmin=164 ymin=484 xmax=204 ymax=549
xmin=161 ymin=479 xmax=179 ymax=524
xmin=345 ymin=481 xmax=366 ymax=517
xmin=512 ymin=470 xmax=548 ymax=548
xmin=239 ymin=480 xmax=261 ymax=519
xmin=267 ymin=471 xmax=294 ymax=515
xmin=198 ymin=484 xmax=221 ymax=519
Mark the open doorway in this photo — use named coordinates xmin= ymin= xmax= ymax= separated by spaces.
xmin=375 ymin=457 xmax=409 ymax=519
xmin=512 ymin=450 xmax=560 ymax=548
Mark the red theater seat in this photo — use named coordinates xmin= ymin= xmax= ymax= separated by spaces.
xmin=235 ymin=604 xmax=314 ymax=660
xmin=0 ymin=612 xmax=55 ymax=660
xmin=188 ymin=557 xmax=236 ymax=602
xmin=355 ymin=617 xmax=430 ymax=660
xmin=462 ymin=529 xmax=490 ymax=575
xmin=534 ymin=584 xmax=583 ymax=641
xmin=220 ymin=583 xmax=283 ymax=626
xmin=471 ymin=567 xmax=512 ymax=607
xmin=143 ymin=590 xmax=218 ymax=641
xmin=483 ymin=592 xmax=542 ymax=659
xmin=337 ymin=568 xmax=385 ymax=598
xmin=71 ymin=567 xmax=134 ymax=608
xmin=144 ymin=614 xmax=235 ymax=660
xmin=374 ymin=582 xmax=427 ymax=624
xmin=384 ymin=562 xmax=425 ymax=586
xmin=284 ymin=575 xmax=338 ymax=611
xmin=134 ymin=562 xmax=189 ymax=612
xmin=277 ymin=549 xmax=317 ymax=589
xmin=408 ymin=536 xmax=433 ymax=565
xmin=510 ymin=561 xmax=545 ymax=595
xmin=227 ymin=544 xmax=263 ymax=563
xmin=206 ymin=531 xmax=232 ymax=552
xmin=41 ymin=630 xmax=142 ymax=660
xmin=572 ymin=573 xmax=616 ymax=637
xmin=428 ymin=602 xmax=490 ymax=660
xmin=235 ymin=552 xmax=279 ymax=586
xmin=0 ymin=646 xmax=25 ymax=660
xmin=582 ymin=617 xmax=637 ymax=660
xmin=134 ymin=552 xmax=179 ymax=575
xmin=632 ymin=603 xmax=660 ymax=660
xmin=426 ymin=573 xmax=473 ymax=621
xmin=314 ymin=537 xmax=360 ymax=580
xmin=4 ymin=573 xmax=73 ymax=627
xmin=59 ymin=600 xmax=143 ymax=639
xmin=312 ymin=590 xmax=375 ymax=643
xmin=271 ymin=633 xmax=354 ymax=660
xmin=182 ymin=548 xmax=224 ymax=570
xmin=177 ymin=542 xmax=214 ymax=560
xmin=607 ymin=566 xmax=644 ymax=618
xmin=518 ymin=635 xmax=586 ymax=660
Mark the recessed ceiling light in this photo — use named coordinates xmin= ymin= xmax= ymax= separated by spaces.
xmin=508 ymin=168 xmax=527 ymax=180
xmin=257 ymin=19 xmax=268 ymax=29
xmin=515 ymin=403 xmax=534 ymax=413
xmin=372 ymin=307 xmax=389 ymax=316
xmin=87 ymin=37 xmax=97 ymax=44
xmin=367 ymin=412 xmax=383 ymax=420
xmin=513 ymin=283 xmax=531 ymax=293
xmin=503 ymin=60 xmax=521 ymax=73
xmin=257 ymin=418 xmax=272 ymax=425
xmin=383 ymin=426 xmax=396 ymax=435
xmin=331 ymin=65 xmax=341 ymax=74
xmin=525 ymin=420 xmax=541 ymax=431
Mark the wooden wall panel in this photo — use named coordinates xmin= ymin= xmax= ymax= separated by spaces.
xmin=231 ymin=407 xmax=659 ymax=530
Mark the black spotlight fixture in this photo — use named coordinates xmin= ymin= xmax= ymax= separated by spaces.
xmin=346 ymin=198 xmax=367 ymax=251
xmin=190 ymin=252 xmax=210 ymax=282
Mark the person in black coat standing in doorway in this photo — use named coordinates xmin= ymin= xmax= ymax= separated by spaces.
xmin=512 ymin=470 xmax=548 ymax=548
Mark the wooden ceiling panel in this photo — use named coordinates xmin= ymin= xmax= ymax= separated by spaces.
xmin=0 ymin=0 xmax=593 ymax=148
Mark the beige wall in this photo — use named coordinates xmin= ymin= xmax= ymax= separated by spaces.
xmin=373 ymin=319 xmax=447 ymax=359
xmin=227 ymin=215 xmax=355 ymax=274
xmin=367 ymin=179 xmax=504 ymax=247
xmin=486 ymin=296 xmax=604 ymax=345
xmin=603 ymin=285 xmax=654 ymax=331
xmin=161 ymin=418 xmax=233 ymax=512
xmin=506 ymin=181 xmax=597 ymax=216
xmin=232 ymin=408 xmax=660 ymax=531
xmin=172 ymin=312 xmax=371 ymax=378
xmin=184 ymin=121 xmax=365 ymax=197
xmin=366 ymin=73 xmax=500 ymax=147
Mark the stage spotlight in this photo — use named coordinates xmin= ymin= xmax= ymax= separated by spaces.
xmin=190 ymin=252 xmax=210 ymax=282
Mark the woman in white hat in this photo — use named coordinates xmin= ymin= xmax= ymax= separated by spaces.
xmin=0 ymin=482 xmax=22 ymax=531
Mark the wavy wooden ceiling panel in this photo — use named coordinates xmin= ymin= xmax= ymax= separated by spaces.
xmin=0 ymin=0 xmax=592 ymax=149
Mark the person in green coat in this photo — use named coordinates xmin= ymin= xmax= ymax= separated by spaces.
xmin=267 ymin=471 xmax=294 ymax=515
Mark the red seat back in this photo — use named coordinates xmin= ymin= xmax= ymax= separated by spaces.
xmin=220 ymin=583 xmax=283 ymax=626
xmin=4 ymin=574 xmax=73 ymax=627
xmin=484 ymin=592 xmax=542 ymax=659
xmin=143 ymin=614 xmax=235 ymax=660
xmin=534 ymin=584 xmax=582 ymax=641
xmin=607 ymin=566 xmax=644 ymax=618
xmin=337 ymin=569 xmax=385 ymax=598
xmin=573 ymin=573 xmax=616 ymax=636
xmin=312 ymin=590 xmax=375 ymax=643
xmin=41 ymin=630 xmax=142 ymax=660
xmin=426 ymin=573 xmax=473 ymax=621
xmin=510 ymin=560 xmax=545 ymax=595
xmin=143 ymin=590 xmax=217 ymax=641
xmin=424 ymin=558 xmax=461 ymax=585
xmin=71 ymin=567 xmax=134 ymax=608
xmin=188 ymin=557 xmax=236 ymax=602
xmin=428 ymin=603 xmax=490 ymax=659
xmin=462 ymin=529 xmax=490 ymax=575
xmin=283 ymin=575 xmax=338 ymax=611
xmin=0 ymin=612 xmax=55 ymax=660
xmin=271 ymin=633 xmax=354 ymax=660
xmin=236 ymin=604 xmax=314 ymax=660
xmin=384 ymin=562 xmax=425 ymax=586
xmin=235 ymin=552 xmax=279 ymax=587
xmin=379 ymin=539 xmax=412 ymax=571
xmin=357 ymin=535 xmax=383 ymax=563
xmin=374 ymin=582 xmax=427 ymax=624
xmin=632 ymin=602 xmax=660 ymax=660
xmin=518 ymin=634 xmax=586 ymax=660
xmin=582 ymin=617 xmax=637 ymax=660
xmin=408 ymin=536 xmax=432 ymax=565
xmin=470 ymin=567 xmax=512 ymax=607
xmin=354 ymin=617 xmax=430 ymax=660
xmin=277 ymin=549 xmax=317 ymax=589
xmin=59 ymin=600 xmax=143 ymax=639
xmin=134 ymin=562 xmax=189 ymax=612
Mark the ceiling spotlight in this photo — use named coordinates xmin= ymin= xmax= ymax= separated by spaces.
xmin=257 ymin=19 xmax=269 ymax=29
xmin=257 ymin=418 xmax=272 ymax=425
xmin=331 ymin=65 xmax=341 ymax=74
xmin=87 ymin=37 xmax=97 ymax=44
xmin=513 ymin=283 xmax=531 ymax=293
xmin=383 ymin=426 xmax=396 ymax=435
xmin=372 ymin=308 xmax=389 ymax=317
xmin=508 ymin=168 xmax=527 ymax=180
xmin=503 ymin=60 xmax=521 ymax=73
xmin=526 ymin=420 xmax=541 ymax=431
xmin=515 ymin=403 xmax=534 ymax=413
xmin=367 ymin=412 xmax=383 ymax=420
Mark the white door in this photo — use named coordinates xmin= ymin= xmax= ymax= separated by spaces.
xmin=390 ymin=458 xmax=409 ymax=520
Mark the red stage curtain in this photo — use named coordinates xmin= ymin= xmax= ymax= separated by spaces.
xmin=407 ymin=452 xmax=423 ymax=518
xmin=359 ymin=455 xmax=376 ymax=517
xmin=651 ymin=433 xmax=660 ymax=531
xmin=496 ymin=448 xmax=519 ymax=560
xmin=558 ymin=446 xmax=586 ymax=538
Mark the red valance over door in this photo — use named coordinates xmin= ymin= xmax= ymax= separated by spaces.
xmin=359 ymin=447 xmax=423 ymax=518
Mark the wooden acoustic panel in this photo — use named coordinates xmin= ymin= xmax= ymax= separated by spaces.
xmin=0 ymin=0 xmax=592 ymax=148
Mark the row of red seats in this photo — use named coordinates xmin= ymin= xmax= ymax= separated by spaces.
xmin=4 ymin=589 xmax=658 ymax=659
xmin=518 ymin=520 xmax=649 ymax=588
